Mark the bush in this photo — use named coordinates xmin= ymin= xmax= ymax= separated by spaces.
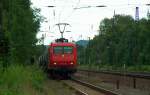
xmin=0 ymin=64 xmax=46 ymax=95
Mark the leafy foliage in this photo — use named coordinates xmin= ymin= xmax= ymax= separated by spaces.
xmin=1 ymin=0 xmax=42 ymax=65
xmin=0 ymin=64 xmax=46 ymax=95
xmin=78 ymin=14 xmax=150 ymax=71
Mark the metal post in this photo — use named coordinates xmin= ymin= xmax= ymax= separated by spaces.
xmin=116 ymin=80 xmax=119 ymax=89
xmin=133 ymin=78 xmax=136 ymax=89
xmin=135 ymin=7 xmax=139 ymax=21
xmin=88 ymin=37 xmax=91 ymax=70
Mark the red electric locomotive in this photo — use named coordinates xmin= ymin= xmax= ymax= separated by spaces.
xmin=39 ymin=38 xmax=77 ymax=76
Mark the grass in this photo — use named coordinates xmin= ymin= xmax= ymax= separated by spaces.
xmin=0 ymin=64 xmax=75 ymax=95
xmin=0 ymin=64 xmax=46 ymax=95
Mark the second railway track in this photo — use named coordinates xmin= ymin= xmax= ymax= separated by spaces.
xmin=62 ymin=78 xmax=119 ymax=95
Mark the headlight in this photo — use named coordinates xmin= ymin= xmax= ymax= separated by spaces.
xmin=70 ymin=62 xmax=73 ymax=64
xmin=54 ymin=62 xmax=57 ymax=65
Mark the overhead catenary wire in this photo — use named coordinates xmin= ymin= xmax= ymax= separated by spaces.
xmin=63 ymin=0 xmax=80 ymax=21
xmin=57 ymin=0 xmax=73 ymax=23
xmin=34 ymin=0 xmax=150 ymax=44
xmin=48 ymin=0 xmax=149 ymax=23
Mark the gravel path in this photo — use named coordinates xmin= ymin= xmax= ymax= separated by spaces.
xmin=43 ymin=79 xmax=75 ymax=95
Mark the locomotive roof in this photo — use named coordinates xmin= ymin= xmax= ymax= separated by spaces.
xmin=50 ymin=42 xmax=76 ymax=47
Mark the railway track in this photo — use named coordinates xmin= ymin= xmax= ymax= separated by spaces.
xmin=62 ymin=78 xmax=119 ymax=95
xmin=76 ymin=69 xmax=150 ymax=95
xmin=62 ymin=81 xmax=88 ymax=95
xmin=78 ymin=69 xmax=150 ymax=79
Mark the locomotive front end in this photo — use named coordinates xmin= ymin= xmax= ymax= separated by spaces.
xmin=48 ymin=42 xmax=77 ymax=74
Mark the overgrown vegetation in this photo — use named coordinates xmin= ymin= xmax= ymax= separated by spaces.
xmin=0 ymin=0 xmax=43 ymax=66
xmin=0 ymin=64 xmax=46 ymax=95
xmin=0 ymin=0 xmax=47 ymax=94
xmin=78 ymin=14 xmax=150 ymax=72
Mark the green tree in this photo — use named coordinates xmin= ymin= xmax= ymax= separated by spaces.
xmin=79 ymin=14 xmax=150 ymax=71
xmin=1 ymin=0 xmax=42 ymax=65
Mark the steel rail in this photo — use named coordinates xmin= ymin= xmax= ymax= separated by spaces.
xmin=71 ymin=77 xmax=119 ymax=95
xmin=62 ymin=81 xmax=88 ymax=95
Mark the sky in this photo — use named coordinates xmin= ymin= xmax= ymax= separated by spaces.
xmin=31 ymin=0 xmax=150 ymax=45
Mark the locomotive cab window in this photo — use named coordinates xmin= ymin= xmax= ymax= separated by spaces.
xmin=64 ymin=46 xmax=73 ymax=54
xmin=54 ymin=46 xmax=63 ymax=54
xmin=53 ymin=46 xmax=73 ymax=54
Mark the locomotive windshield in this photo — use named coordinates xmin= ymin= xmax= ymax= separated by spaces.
xmin=54 ymin=46 xmax=73 ymax=54
xmin=64 ymin=46 xmax=73 ymax=54
xmin=54 ymin=46 xmax=63 ymax=54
